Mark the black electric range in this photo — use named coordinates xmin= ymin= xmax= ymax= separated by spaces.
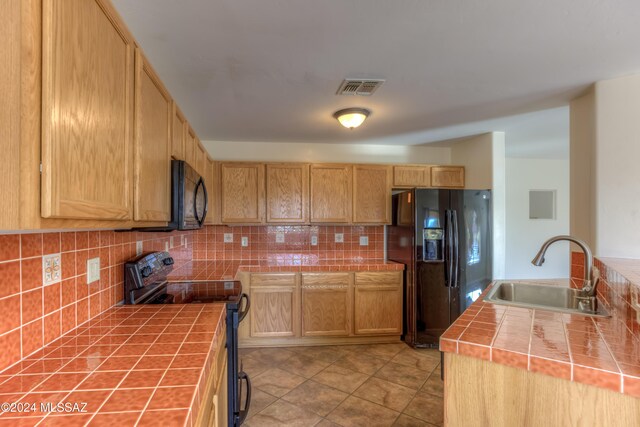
xmin=124 ymin=251 xmax=251 ymax=426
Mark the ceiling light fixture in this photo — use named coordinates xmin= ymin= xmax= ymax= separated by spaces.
xmin=333 ymin=108 xmax=370 ymax=129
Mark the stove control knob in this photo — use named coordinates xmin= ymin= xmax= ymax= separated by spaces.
xmin=141 ymin=266 xmax=152 ymax=278
xmin=163 ymin=257 xmax=174 ymax=266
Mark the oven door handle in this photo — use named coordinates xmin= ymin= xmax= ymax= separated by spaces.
xmin=238 ymin=293 xmax=250 ymax=323
xmin=238 ymin=371 xmax=251 ymax=425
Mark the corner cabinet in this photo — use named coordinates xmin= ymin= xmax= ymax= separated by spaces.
xmin=133 ymin=50 xmax=171 ymax=222
xmin=309 ymin=164 xmax=353 ymax=223
xmin=353 ymin=165 xmax=391 ymax=224
xmin=266 ymin=163 xmax=309 ymax=223
xmin=41 ymin=0 xmax=135 ymax=220
xmin=220 ymin=162 xmax=265 ymax=223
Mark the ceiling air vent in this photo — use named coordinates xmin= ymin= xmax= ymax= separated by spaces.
xmin=336 ymin=79 xmax=385 ymax=96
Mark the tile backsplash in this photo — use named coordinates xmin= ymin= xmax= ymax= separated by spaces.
xmin=0 ymin=230 xmax=192 ymax=372
xmin=192 ymin=225 xmax=385 ymax=262
xmin=0 ymin=224 xmax=385 ymax=372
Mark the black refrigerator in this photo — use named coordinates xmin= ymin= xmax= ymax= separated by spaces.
xmin=387 ymin=189 xmax=492 ymax=347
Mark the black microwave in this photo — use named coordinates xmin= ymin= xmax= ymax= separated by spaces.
xmin=135 ymin=160 xmax=208 ymax=231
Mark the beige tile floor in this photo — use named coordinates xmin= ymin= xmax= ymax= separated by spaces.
xmin=240 ymin=343 xmax=443 ymax=427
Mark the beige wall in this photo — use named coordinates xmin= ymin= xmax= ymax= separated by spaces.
xmin=202 ymin=140 xmax=451 ymax=164
xmin=569 ymin=88 xmax=596 ymax=250
xmin=570 ymin=74 xmax=640 ymax=258
xmin=448 ymin=132 xmax=506 ymax=278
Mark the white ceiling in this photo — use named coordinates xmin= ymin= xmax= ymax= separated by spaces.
xmin=112 ymin=0 xmax=640 ymax=146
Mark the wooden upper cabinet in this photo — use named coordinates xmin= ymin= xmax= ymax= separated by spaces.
xmin=266 ymin=164 xmax=309 ymax=223
xmin=392 ymin=165 xmax=430 ymax=188
xmin=133 ymin=50 xmax=172 ymax=222
xmin=184 ymin=126 xmax=197 ymax=169
xmin=353 ymin=165 xmax=391 ymax=224
xmin=195 ymin=141 xmax=207 ymax=176
xmin=203 ymin=158 xmax=216 ymax=225
xmin=171 ymin=103 xmax=186 ymax=160
xmin=309 ymin=164 xmax=352 ymax=223
xmin=41 ymin=0 xmax=134 ymax=220
xmin=431 ymin=166 xmax=465 ymax=188
xmin=220 ymin=162 xmax=265 ymax=223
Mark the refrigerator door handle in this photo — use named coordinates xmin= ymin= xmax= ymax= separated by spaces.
xmin=452 ymin=209 xmax=460 ymax=288
xmin=445 ymin=210 xmax=454 ymax=287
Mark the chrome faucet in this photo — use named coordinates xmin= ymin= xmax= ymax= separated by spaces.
xmin=531 ymin=235 xmax=600 ymax=297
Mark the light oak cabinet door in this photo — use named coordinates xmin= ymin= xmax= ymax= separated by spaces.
xmin=353 ymin=165 xmax=391 ymax=224
xmin=392 ymin=165 xmax=430 ymax=188
xmin=266 ymin=164 xmax=309 ymax=223
xmin=41 ymin=0 xmax=134 ymax=220
xmin=195 ymin=140 xmax=207 ymax=176
xmin=184 ymin=126 xmax=197 ymax=168
xmin=212 ymin=353 xmax=228 ymax=427
xmin=220 ymin=163 xmax=265 ymax=223
xmin=310 ymin=164 xmax=352 ymax=223
xmin=354 ymin=272 xmax=403 ymax=335
xmin=204 ymin=158 xmax=215 ymax=225
xmin=133 ymin=50 xmax=171 ymax=222
xmin=301 ymin=273 xmax=352 ymax=337
xmin=431 ymin=166 xmax=465 ymax=188
xmin=250 ymin=274 xmax=299 ymax=338
xmin=171 ymin=103 xmax=186 ymax=160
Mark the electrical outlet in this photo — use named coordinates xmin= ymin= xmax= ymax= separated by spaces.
xmin=311 ymin=235 xmax=318 ymax=246
xmin=165 ymin=241 xmax=169 ymax=251
xmin=241 ymin=236 xmax=249 ymax=247
xmin=335 ymin=233 xmax=344 ymax=243
xmin=136 ymin=241 xmax=143 ymax=256
xmin=170 ymin=236 xmax=174 ymax=248
xmin=224 ymin=233 xmax=234 ymax=243
xmin=180 ymin=235 xmax=185 ymax=246
xmin=359 ymin=236 xmax=369 ymax=246
xmin=42 ymin=253 xmax=61 ymax=286
xmin=275 ymin=232 xmax=285 ymax=243
xmin=87 ymin=257 xmax=100 ymax=284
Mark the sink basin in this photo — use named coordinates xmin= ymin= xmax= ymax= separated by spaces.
xmin=484 ymin=281 xmax=610 ymax=317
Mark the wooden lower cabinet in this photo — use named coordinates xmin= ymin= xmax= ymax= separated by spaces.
xmin=354 ymin=272 xmax=402 ymax=335
xmin=240 ymin=271 xmax=402 ymax=347
xmin=250 ymin=273 xmax=299 ymax=338
xmin=301 ymin=273 xmax=352 ymax=337
xmin=195 ymin=340 xmax=227 ymax=427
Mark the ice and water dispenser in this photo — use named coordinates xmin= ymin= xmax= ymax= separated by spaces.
xmin=422 ymin=210 xmax=444 ymax=262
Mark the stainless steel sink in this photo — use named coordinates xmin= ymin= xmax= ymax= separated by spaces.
xmin=484 ymin=281 xmax=610 ymax=317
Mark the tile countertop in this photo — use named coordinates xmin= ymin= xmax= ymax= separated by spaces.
xmin=168 ymin=258 xmax=405 ymax=281
xmin=0 ymin=304 xmax=225 ymax=426
xmin=439 ymin=257 xmax=640 ymax=399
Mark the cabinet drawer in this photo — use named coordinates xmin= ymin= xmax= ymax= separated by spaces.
xmin=251 ymin=273 xmax=296 ymax=287
xmin=355 ymin=272 xmax=402 ymax=286
xmin=302 ymin=273 xmax=351 ymax=288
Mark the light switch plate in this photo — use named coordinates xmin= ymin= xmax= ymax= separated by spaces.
xmin=87 ymin=257 xmax=100 ymax=284
xmin=335 ymin=233 xmax=344 ymax=243
xmin=170 ymin=236 xmax=174 ymax=248
xmin=42 ymin=253 xmax=61 ymax=286
xmin=275 ymin=232 xmax=285 ymax=243
xmin=165 ymin=241 xmax=169 ymax=251
xmin=180 ymin=235 xmax=185 ymax=246
xmin=359 ymin=236 xmax=369 ymax=246
xmin=311 ymin=235 xmax=318 ymax=246
xmin=241 ymin=237 xmax=249 ymax=247
xmin=224 ymin=233 xmax=234 ymax=243
xmin=136 ymin=241 xmax=143 ymax=256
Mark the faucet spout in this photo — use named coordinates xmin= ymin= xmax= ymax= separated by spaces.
xmin=531 ymin=235 xmax=598 ymax=297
